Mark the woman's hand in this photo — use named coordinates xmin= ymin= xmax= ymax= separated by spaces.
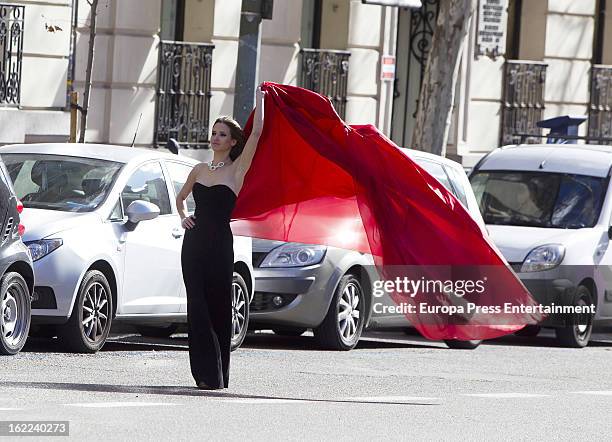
xmin=181 ymin=215 xmax=196 ymax=229
xmin=252 ymin=84 xmax=265 ymax=135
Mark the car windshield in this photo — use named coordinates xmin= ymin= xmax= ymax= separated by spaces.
xmin=1 ymin=153 xmax=123 ymax=212
xmin=470 ymin=171 xmax=607 ymax=229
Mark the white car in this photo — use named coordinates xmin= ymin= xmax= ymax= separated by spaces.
xmin=0 ymin=144 xmax=254 ymax=353
xmin=251 ymin=148 xmax=487 ymax=350
xmin=470 ymin=143 xmax=612 ymax=347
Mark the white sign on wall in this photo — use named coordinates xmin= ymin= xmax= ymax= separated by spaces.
xmin=381 ymin=55 xmax=396 ymax=81
xmin=476 ymin=0 xmax=508 ymax=58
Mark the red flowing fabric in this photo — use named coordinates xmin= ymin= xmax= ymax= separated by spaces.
xmin=231 ymin=82 xmax=541 ymax=341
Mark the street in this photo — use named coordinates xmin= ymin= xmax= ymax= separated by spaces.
xmin=2 ymin=329 xmax=612 ymax=440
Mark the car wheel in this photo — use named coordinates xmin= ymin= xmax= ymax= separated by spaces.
xmin=314 ymin=274 xmax=365 ymax=351
xmin=514 ymin=325 xmax=541 ymax=337
xmin=136 ymin=324 xmax=178 ymax=338
xmin=444 ymin=339 xmax=482 ymax=350
xmin=60 ymin=270 xmax=113 ymax=353
xmin=272 ymin=327 xmax=308 ymax=337
xmin=231 ymin=272 xmax=249 ymax=351
xmin=555 ymin=285 xmax=594 ymax=348
xmin=0 ymin=272 xmax=31 ymax=355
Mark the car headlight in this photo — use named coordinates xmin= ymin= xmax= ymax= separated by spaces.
xmin=520 ymin=244 xmax=565 ymax=273
xmin=25 ymin=239 xmax=63 ymax=262
xmin=260 ymin=243 xmax=327 ymax=267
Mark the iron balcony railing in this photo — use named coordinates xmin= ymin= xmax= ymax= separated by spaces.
xmin=0 ymin=4 xmax=24 ymax=105
xmin=501 ymin=60 xmax=547 ymax=145
xmin=154 ymin=41 xmax=214 ymax=149
xmin=299 ymin=48 xmax=350 ymax=120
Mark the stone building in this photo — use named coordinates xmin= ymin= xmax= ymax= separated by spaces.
xmin=0 ymin=0 xmax=610 ymax=166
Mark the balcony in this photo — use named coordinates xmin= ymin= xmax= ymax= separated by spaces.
xmin=299 ymin=48 xmax=350 ymax=120
xmin=154 ymin=41 xmax=214 ymax=149
xmin=0 ymin=4 xmax=24 ymax=105
xmin=589 ymin=65 xmax=612 ymax=144
xmin=501 ymin=61 xmax=547 ymax=145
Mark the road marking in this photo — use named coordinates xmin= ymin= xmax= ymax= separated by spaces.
xmin=464 ymin=393 xmax=550 ymax=399
xmin=0 ymin=408 xmax=24 ymax=411
xmin=345 ymin=396 xmax=440 ymax=402
xmin=64 ymin=402 xmax=181 ymax=408
xmin=215 ymin=399 xmax=305 ymax=404
xmin=571 ymin=391 xmax=612 ymax=396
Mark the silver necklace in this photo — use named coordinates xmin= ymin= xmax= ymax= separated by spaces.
xmin=207 ymin=160 xmax=225 ymax=171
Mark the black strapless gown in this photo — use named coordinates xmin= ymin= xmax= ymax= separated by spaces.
xmin=181 ymin=182 xmax=236 ymax=388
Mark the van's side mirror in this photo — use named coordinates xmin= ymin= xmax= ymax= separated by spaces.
xmin=166 ymin=138 xmax=180 ymax=155
xmin=608 ymin=225 xmax=612 ymax=240
xmin=125 ymin=200 xmax=160 ymax=231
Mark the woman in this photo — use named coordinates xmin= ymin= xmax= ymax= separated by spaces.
xmin=176 ymin=85 xmax=265 ymax=390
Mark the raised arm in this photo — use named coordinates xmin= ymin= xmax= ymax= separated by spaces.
xmin=234 ymin=85 xmax=265 ymax=184
xmin=176 ymin=163 xmax=204 ymax=228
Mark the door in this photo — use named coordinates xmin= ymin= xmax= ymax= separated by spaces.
xmin=164 ymin=160 xmax=197 ymax=313
xmin=121 ymin=161 xmax=183 ymax=314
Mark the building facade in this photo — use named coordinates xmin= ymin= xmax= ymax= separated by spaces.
xmin=0 ymin=0 xmax=611 ymax=166
xmin=391 ymin=0 xmax=612 ymax=166
xmin=0 ymin=0 xmax=399 ymax=163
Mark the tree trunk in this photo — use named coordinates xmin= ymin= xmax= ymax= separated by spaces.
xmin=411 ymin=0 xmax=477 ymax=156
xmin=79 ymin=0 xmax=99 ymax=143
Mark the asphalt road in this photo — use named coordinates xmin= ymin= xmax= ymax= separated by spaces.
xmin=2 ymin=328 xmax=612 ymax=440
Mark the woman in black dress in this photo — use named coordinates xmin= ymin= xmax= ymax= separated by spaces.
xmin=176 ymin=86 xmax=265 ymax=390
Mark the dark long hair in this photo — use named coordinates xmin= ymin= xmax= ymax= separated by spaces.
xmin=213 ymin=116 xmax=245 ymax=162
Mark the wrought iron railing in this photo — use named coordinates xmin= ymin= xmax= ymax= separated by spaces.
xmin=589 ymin=65 xmax=612 ymax=144
xmin=299 ymin=48 xmax=350 ymax=119
xmin=0 ymin=4 xmax=24 ymax=105
xmin=154 ymin=41 xmax=214 ymax=149
xmin=501 ymin=61 xmax=547 ymax=145
xmin=409 ymin=0 xmax=439 ymax=87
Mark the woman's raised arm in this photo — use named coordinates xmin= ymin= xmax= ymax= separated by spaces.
xmin=234 ymin=85 xmax=265 ymax=184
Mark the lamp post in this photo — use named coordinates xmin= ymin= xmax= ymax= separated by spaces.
xmin=233 ymin=0 xmax=274 ymax=126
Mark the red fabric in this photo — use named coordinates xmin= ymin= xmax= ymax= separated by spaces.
xmin=231 ymin=82 xmax=541 ymax=341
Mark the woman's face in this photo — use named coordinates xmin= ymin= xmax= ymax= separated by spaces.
xmin=210 ymin=122 xmax=237 ymax=154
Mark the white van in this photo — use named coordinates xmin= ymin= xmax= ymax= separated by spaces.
xmin=470 ymin=144 xmax=612 ymax=347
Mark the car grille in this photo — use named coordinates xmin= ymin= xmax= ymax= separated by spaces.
xmin=251 ymin=292 xmax=297 ymax=312
xmin=2 ymin=216 xmax=13 ymax=243
xmin=252 ymin=252 xmax=268 ymax=268
xmin=509 ymin=262 xmax=522 ymax=272
xmin=31 ymin=286 xmax=57 ymax=309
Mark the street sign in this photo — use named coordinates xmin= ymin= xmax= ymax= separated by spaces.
xmin=381 ymin=55 xmax=395 ymax=81
xmin=476 ymin=0 xmax=508 ymax=58
xmin=361 ymin=0 xmax=422 ymax=7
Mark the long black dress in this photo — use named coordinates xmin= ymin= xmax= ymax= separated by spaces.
xmin=181 ymin=182 xmax=236 ymax=388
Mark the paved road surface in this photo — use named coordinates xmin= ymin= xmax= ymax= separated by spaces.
xmin=2 ymin=328 xmax=612 ymax=440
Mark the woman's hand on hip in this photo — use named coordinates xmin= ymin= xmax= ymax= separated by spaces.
xmin=181 ymin=215 xmax=196 ymax=229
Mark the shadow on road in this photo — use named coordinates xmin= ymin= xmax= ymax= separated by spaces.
xmin=242 ymin=333 xmax=439 ymax=351
xmin=0 ymin=381 xmax=439 ymax=407
xmin=22 ymin=330 xmax=612 ymax=355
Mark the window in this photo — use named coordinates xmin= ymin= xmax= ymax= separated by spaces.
xmin=2 ymin=154 xmax=122 ymax=212
xmin=470 ymin=171 xmax=606 ymax=229
xmin=445 ymin=165 xmax=469 ymax=207
xmin=121 ymin=162 xmax=172 ymax=215
xmin=415 ymin=159 xmax=453 ymax=193
xmin=109 ymin=199 xmax=123 ymax=221
xmin=165 ymin=161 xmax=195 ymax=213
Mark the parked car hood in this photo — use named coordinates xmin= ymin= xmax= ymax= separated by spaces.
xmin=20 ymin=208 xmax=99 ymax=241
xmin=486 ymin=225 xmax=586 ymax=263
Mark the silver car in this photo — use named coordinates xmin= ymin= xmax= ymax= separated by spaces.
xmin=0 ymin=143 xmax=254 ymax=353
xmin=250 ymin=148 xmax=487 ymax=350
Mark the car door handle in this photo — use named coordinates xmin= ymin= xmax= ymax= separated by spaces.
xmin=172 ymin=228 xmax=183 ymax=239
